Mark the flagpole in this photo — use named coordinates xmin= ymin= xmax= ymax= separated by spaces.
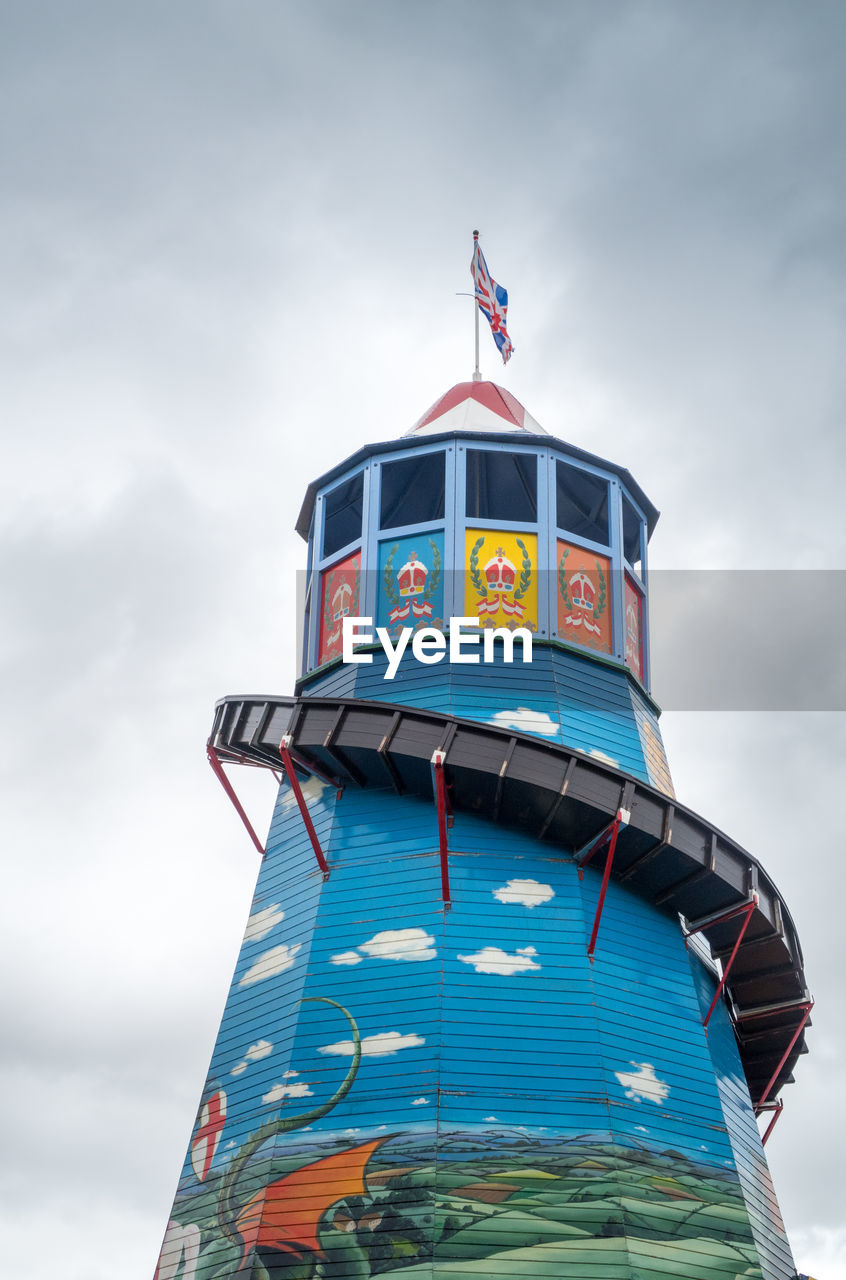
xmin=472 ymin=230 xmax=481 ymax=382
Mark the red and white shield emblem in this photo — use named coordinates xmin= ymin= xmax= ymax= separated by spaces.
xmin=190 ymin=1088 xmax=227 ymax=1182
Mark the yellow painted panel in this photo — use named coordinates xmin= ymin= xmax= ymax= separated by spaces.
xmin=465 ymin=530 xmax=538 ymax=631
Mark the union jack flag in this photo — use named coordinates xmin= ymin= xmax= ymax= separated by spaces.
xmin=471 ymin=237 xmax=514 ymax=364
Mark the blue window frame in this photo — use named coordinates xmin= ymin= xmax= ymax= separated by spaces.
xmin=622 ymin=492 xmax=644 ymax=573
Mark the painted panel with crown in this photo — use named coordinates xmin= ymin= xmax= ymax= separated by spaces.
xmin=377 ymin=532 xmax=445 ymax=637
xmin=464 ymin=530 xmax=538 ymax=631
xmin=625 ymin=574 xmax=644 ymax=683
xmin=557 ymin=539 xmax=612 ymax=655
xmin=318 ymin=550 xmax=361 ymax=667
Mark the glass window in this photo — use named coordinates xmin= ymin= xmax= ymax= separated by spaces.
xmin=622 ymin=493 xmax=643 ymax=571
xmin=556 ymin=461 xmax=610 ymax=546
xmin=322 ymin=472 xmax=364 ymax=559
xmin=466 ymin=450 xmax=537 ymax=523
xmin=380 ymin=451 xmax=445 ymax=529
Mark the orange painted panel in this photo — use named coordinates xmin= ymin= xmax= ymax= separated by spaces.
xmin=556 ymin=541 xmax=612 ymax=655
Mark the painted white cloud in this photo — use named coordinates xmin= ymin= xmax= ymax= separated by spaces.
xmin=412 ymin=1097 xmax=429 ymax=1106
xmin=331 ymin=950 xmax=363 ymax=965
xmin=493 ymin=878 xmax=555 ymax=909
xmin=262 ymin=1081 xmax=313 ymax=1103
xmin=358 ymin=928 xmax=436 ymax=962
xmin=243 ymin=904 xmax=285 ymax=943
xmin=239 ymin=943 xmax=302 ymax=986
xmin=319 ymin=1031 xmax=425 ymax=1058
xmin=484 ymin=1116 xmax=498 ymax=1123
xmin=458 ymin=945 xmax=540 ymax=976
xmin=245 ymin=1039 xmax=273 ymax=1062
xmin=487 ymin=707 xmax=558 ymax=737
xmin=282 ymin=1070 xmax=298 ymax=1078
xmin=615 ymin=1062 xmax=670 ymax=1104
xmin=230 ymin=1039 xmax=272 ymax=1075
xmin=279 ymin=775 xmax=330 ymax=812
xmin=588 ymin=748 xmax=621 ymax=769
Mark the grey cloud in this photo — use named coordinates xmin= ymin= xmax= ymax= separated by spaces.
xmin=650 ymin=571 xmax=846 ymax=709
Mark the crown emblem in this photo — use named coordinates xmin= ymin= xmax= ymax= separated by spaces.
xmin=569 ymin=571 xmax=596 ymax=613
xmin=397 ymin=553 xmax=428 ymax=598
xmin=484 ymin=548 xmax=517 ymax=594
xmin=332 ymin=580 xmax=353 ymax=622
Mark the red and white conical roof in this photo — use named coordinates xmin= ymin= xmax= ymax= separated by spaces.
xmin=406 ymin=381 xmax=546 ymax=436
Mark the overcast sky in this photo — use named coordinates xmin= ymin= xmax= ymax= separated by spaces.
xmin=1 ymin=3 xmax=844 ymax=1277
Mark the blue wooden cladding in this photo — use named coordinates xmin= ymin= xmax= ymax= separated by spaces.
xmin=157 ymin=782 xmax=794 ymax=1279
xmin=300 ymin=643 xmax=675 ymax=797
xmin=156 ymin=385 xmax=798 ymax=1280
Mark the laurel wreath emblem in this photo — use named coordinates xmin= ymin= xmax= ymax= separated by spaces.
xmin=514 ymin=538 xmax=532 ymax=601
xmin=323 ymin=571 xmax=336 ymax=634
xmin=383 ymin=546 xmax=400 ymax=607
xmin=557 ymin=548 xmax=571 ymax=608
xmin=469 ymin=536 xmax=486 ymax=598
xmin=594 ymin=560 xmax=607 ymax=619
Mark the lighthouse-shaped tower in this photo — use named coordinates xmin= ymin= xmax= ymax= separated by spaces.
xmin=156 ymin=381 xmax=811 ymax=1280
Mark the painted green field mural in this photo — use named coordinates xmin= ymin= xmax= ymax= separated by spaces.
xmin=166 ymin=1124 xmax=763 ymax=1279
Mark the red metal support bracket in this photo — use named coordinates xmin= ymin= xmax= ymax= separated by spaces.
xmin=431 ymin=750 xmax=452 ymax=908
xmin=752 ymin=999 xmax=814 ymax=1113
xmin=207 ymin=741 xmax=266 ymax=857
xmin=758 ymin=1099 xmax=784 ymax=1146
xmin=280 ymin=734 xmax=330 ymax=879
xmin=577 ymin=807 xmax=630 ymax=960
xmin=684 ymin=896 xmax=758 ymax=1029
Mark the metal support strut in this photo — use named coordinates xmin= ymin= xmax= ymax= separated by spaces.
xmin=758 ymin=1099 xmax=784 ymax=1146
xmin=578 ymin=807 xmax=630 ymax=960
xmin=207 ymin=741 xmax=266 ymax=857
xmin=753 ymin=999 xmax=814 ymax=1113
xmin=280 ymin=735 xmax=330 ymax=879
xmin=685 ymin=896 xmax=758 ymax=1029
xmin=432 ymin=750 xmax=452 ymax=908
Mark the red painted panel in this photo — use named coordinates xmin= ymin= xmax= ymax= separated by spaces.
xmin=625 ymin=574 xmax=644 ymax=682
xmin=318 ymin=551 xmax=361 ymax=667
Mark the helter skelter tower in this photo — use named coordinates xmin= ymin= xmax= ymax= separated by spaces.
xmin=156 ymin=378 xmax=812 ymax=1280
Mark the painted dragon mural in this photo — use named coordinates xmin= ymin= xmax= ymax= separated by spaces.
xmin=157 ymin=996 xmax=768 ymax=1280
